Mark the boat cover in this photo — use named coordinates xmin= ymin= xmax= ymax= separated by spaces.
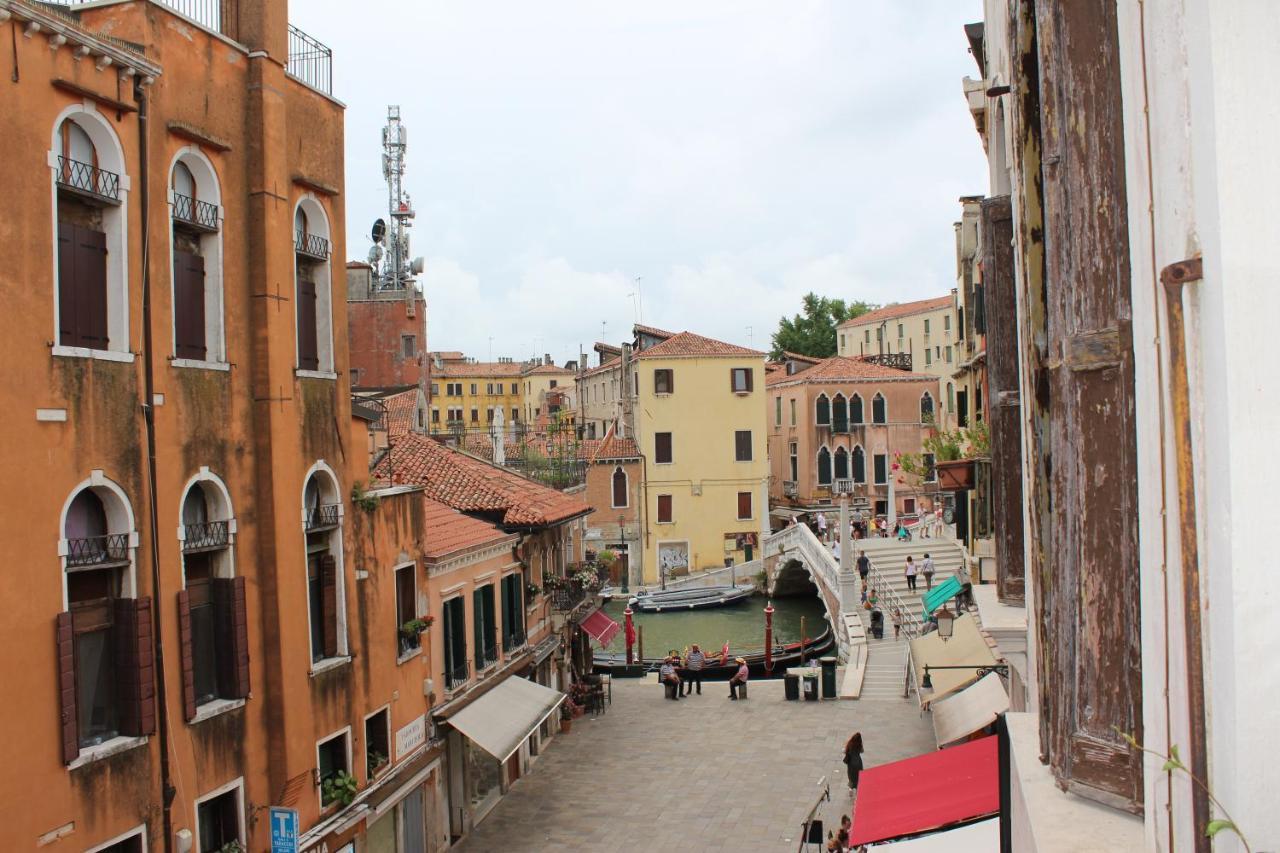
xmin=579 ymin=608 xmax=620 ymax=647
xmin=909 ymin=613 xmax=998 ymax=704
xmin=849 ymin=735 xmax=998 ymax=846
xmin=444 ymin=676 xmax=564 ymax=763
xmin=930 ymin=671 xmax=1009 ymax=747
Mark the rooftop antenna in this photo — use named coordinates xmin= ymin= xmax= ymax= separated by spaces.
xmin=372 ymin=105 xmax=425 ymax=292
xmin=601 ymin=320 xmax=607 ymax=341
xmin=747 ymin=325 xmax=753 ymax=348
xmin=629 ymin=276 xmax=644 ymax=325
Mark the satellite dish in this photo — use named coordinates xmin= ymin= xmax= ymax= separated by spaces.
xmin=371 ymin=218 xmax=386 ymax=244
xmin=409 ymin=256 xmax=425 ymax=275
xmin=367 ymin=244 xmax=383 ymax=265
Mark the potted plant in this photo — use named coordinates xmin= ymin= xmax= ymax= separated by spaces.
xmin=398 ymin=615 xmax=433 ymax=639
xmin=559 ymin=699 xmax=574 ymax=734
xmin=367 ymin=750 xmax=389 ymax=777
xmin=525 ymin=582 xmax=541 ymax=599
xmin=900 ymin=422 xmax=989 ymax=492
xmin=321 ymin=769 xmax=358 ymax=808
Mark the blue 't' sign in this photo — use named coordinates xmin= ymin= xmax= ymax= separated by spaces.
xmin=269 ymin=807 xmax=299 ymax=853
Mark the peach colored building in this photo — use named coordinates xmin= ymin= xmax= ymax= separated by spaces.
xmin=766 ymin=355 xmax=944 ymax=518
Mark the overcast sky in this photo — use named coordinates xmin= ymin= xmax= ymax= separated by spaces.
xmin=293 ymin=1 xmax=988 ymax=363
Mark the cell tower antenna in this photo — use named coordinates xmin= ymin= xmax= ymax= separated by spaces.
xmin=372 ymin=105 xmax=424 ymax=292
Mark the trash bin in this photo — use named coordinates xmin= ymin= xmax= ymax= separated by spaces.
xmin=784 ymin=672 xmax=800 ymax=701
xmin=870 ymin=609 xmax=884 ymax=640
xmin=819 ymin=656 xmax=838 ymax=699
xmin=803 ymin=673 xmax=819 ymax=701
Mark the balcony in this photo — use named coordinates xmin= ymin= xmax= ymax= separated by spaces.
xmin=503 ymin=628 xmax=527 ymax=654
xmin=833 ymin=478 xmax=855 ymax=495
xmin=66 ymin=533 xmax=130 ymax=568
xmin=864 ymin=352 xmax=913 ymax=372
xmin=445 ymin=659 xmax=470 ymax=691
xmin=478 ymin=644 xmax=499 ymax=671
xmin=57 ymin=157 xmax=120 ymax=204
xmin=783 ymin=480 xmax=798 ymax=498
xmin=295 ymin=230 xmax=331 ymax=261
xmin=182 ymin=520 xmax=229 ymax=553
xmin=287 ymin=23 xmax=333 ymax=96
xmin=304 ymin=503 xmax=341 ymax=532
xmin=172 ymin=192 xmax=219 ymax=231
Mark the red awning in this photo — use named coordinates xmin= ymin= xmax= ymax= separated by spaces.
xmin=849 ymin=735 xmax=998 ymax=846
xmin=579 ymin=609 xmax=620 ymax=647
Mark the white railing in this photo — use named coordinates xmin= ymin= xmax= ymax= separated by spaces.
xmin=764 ymin=523 xmax=846 ymax=649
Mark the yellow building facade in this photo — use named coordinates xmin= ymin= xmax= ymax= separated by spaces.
xmin=427 ymin=353 xmax=524 ymax=431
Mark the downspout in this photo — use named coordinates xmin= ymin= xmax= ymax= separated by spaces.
xmin=135 ymin=78 xmax=176 ymax=853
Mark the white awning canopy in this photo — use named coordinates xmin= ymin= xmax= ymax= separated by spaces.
xmin=445 ymin=676 xmax=565 ymax=763
xmin=870 ymin=818 xmax=998 ymax=851
xmin=930 ymin=672 xmax=1010 ymax=748
xmin=910 ymin=613 xmax=998 ymax=705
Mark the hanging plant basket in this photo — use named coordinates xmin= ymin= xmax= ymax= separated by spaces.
xmin=935 ymin=459 xmax=976 ymax=491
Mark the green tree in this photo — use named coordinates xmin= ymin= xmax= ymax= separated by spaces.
xmin=769 ymin=293 xmax=876 ymax=359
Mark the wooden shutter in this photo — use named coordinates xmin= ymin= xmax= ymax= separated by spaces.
xmin=213 ymin=577 xmax=251 ymax=700
xmin=296 ymin=277 xmax=319 ymax=370
xmin=655 ymin=432 xmax=672 ymax=464
xmin=174 ymin=250 xmax=207 ymax=361
xmin=177 ymin=590 xmax=198 ymax=721
xmin=77 ymin=226 xmax=109 ymax=350
xmin=114 ymin=597 xmax=156 ymax=737
xmin=1022 ymin=0 xmax=1143 ymax=810
xmin=657 ymin=495 xmax=672 ymax=523
xmin=319 ymin=555 xmax=338 ymax=658
xmin=736 ymin=491 xmax=752 ymax=520
xmin=57 ymin=223 xmax=77 ymax=346
xmin=56 ymin=612 xmax=79 ymax=764
xmin=735 ymin=431 xmax=752 ymax=461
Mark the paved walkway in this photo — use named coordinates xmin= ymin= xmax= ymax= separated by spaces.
xmin=456 ymin=675 xmax=934 ymax=852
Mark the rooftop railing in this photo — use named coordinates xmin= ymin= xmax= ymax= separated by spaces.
xmin=287 ymin=23 xmax=332 ymax=96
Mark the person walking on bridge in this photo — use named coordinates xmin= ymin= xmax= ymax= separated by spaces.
xmin=905 ymin=555 xmax=919 ymax=592
xmin=856 ymin=550 xmax=870 ymax=584
xmin=921 ymin=553 xmax=935 ymax=591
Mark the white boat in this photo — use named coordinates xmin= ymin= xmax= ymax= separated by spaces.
xmin=627 ymin=584 xmax=755 ymax=612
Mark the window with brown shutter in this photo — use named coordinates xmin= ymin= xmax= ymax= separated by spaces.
xmin=320 ymin=554 xmax=338 ymax=659
xmin=56 ymin=612 xmax=79 ymax=764
xmin=657 ymin=494 xmax=673 ymax=523
xmin=653 ymin=369 xmax=673 ymax=394
xmin=174 ymin=250 xmax=207 ymax=360
xmin=736 ymin=491 xmax=752 ymax=520
xmin=734 ymin=430 xmax=752 ymax=462
xmin=57 ymin=222 xmax=109 ymax=349
xmin=654 ymin=432 xmax=673 ymax=464
xmin=731 ymin=367 xmax=753 ymax=393
xmin=114 ymin=596 xmax=155 ymax=737
xmin=213 ymin=577 xmax=250 ymax=700
xmin=296 ymin=276 xmax=319 ymax=370
xmin=177 ymin=590 xmax=197 ymax=721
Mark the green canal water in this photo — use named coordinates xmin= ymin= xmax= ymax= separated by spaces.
xmin=601 ymin=593 xmax=828 ymax=658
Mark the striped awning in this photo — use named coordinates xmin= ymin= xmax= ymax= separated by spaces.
xmin=579 ymin=608 xmax=620 ymax=647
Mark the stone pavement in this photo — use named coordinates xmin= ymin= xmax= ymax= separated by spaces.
xmin=455 ymin=675 xmax=934 ymax=852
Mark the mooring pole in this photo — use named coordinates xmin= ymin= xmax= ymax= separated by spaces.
xmin=764 ymin=600 xmax=776 ymax=673
xmin=624 ymin=606 xmax=635 ymax=666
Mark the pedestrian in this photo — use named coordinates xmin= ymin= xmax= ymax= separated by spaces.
xmin=817 ymin=511 xmax=828 ymax=542
xmin=933 ymin=506 xmax=945 ymax=538
xmin=659 ymin=655 xmax=682 ymax=700
xmin=860 ymin=581 xmax=868 ymax=604
xmin=851 ymin=507 xmax=864 ymax=539
xmin=830 ymin=535 xmax=840 ymax=560
xmin=921 ymin=552 xmax=935 ymax=591
xmin=892 ymin=606 xmax=903 ymax=639
xmin=896 ymin=521 xmax=911 ymax=542
xmin=865 ymin=588 xmax=879 ymax=611
xmin=920 ymin=506 xmax=931 ymax=539
xmin=856 ymin=550 xmax=870 ymax=584
xmin=956 ymin=560 xmax=973 ymax=610
xmin=682 ymin=643 xmax=705 ymax=696
xmin=843 ymin=731 xmax=864 ymax=791
xmin=729 ymin=656 xmax=749 ymax=700
xmin=905 ymin=555 xmax=918 ymax=591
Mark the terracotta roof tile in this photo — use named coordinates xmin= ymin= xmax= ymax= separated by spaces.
xmin=435 ymin=361 xmax=525 ymax=378
xmin=373 ymin=434 xmax=592 ymax=527
xmin=634 ymin=331 xmax=765 ymax=360
xmin=766 ymin=356 xmax=936 ymax=387
xmin=837 ymin=295 xmax=953 ymax=329
xmin=588 ymin=424 xmax=640 ymax=462
xmin=522 ymin=363 xmax=575 ymax=376
xmin=633 ymin=324 xmax=675 ymax=340
xmin=421 ymin=497 xmax=517 ymax=560
xmin=382 ymin=388 xmax=419 ymax=438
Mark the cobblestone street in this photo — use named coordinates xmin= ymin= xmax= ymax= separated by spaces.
xmin=456 ymin=675 xmax=934 ymax=852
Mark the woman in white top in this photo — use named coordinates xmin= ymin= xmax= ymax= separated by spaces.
xmin=905 ymin=555 xmax=919 ymax=592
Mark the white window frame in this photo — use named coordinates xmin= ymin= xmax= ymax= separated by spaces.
xmin=316 ymin=727 xmax=354 ymax=811
xmin=394 ymin=561 xmax=422 ymax=664
xmin=167 ymin=146 xmax=228 ymax=370
xmin=872 ymin=393 xmax=887 ymax=425
xmin=85 ymin=825 xmax=148 ymax=853
xmin=814 ymin=393 xmax=830 ymax=426
xmin=655 ymin=493 xmax=675 ymax=524
xmin=920 ymin=391 xmax=935 ymax=423
xmin=849 ymin=393 xmax=864 ymax=425
xmin=736 ymin=490 xmax=753 ymax=521
xmin=301 ymin=461 xmax=350 ymax=673
xmin=873 ymin=453 xmax=888 ymax=485
xmin=852 ymin=444 xmax=867 ymax=484
xmin=363 ymin=704 xmax=393 ymax=779
xmin=193 ymin=776 xmax=246 ymax=853
xmin=816 ymin=445 xmax=832 ymax=486
xmin=293 ymin=194 xmax=336 ymax=379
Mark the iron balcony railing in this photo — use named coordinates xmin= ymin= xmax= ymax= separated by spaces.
xmin=57 ymin=157 xmax=120 ymax=203
xmin=304 ymin=503 xmax=341 ymax=531
xmin=478 ymin=644 xmax=499 ymax=670
xmin=172 ymin=192 xmax=219 ymax=231
xmin=287 ymin=24 xmax=333 ymax=95
xmin=864 ymin=352 xmax=913 ymax=372
xmin=66 ymin=533 xmax=130 ymax=568
xmin=503 ymin=628 xmax=527 ymax=654
xmin=295 ymin=230 xmax=331 ymax=260
xmin=182 ymin=520 xmax=229 ymax=553
xmin=445 ymin=659 xmax=470 ymax=690
xmin=549 ymin=579 xmax=593 ymax=613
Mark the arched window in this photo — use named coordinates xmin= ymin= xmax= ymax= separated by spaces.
xmin=611 ymin=466 xmax=628 ymax=508
xmin=872 ymin=393 xmax=887 ymax=424
xmin=834 ymin=446 xmax=849 ymax=481
xmin=170 ymin=150 xmax=225 ymax=365
xmin=178 ymin=474 xmax=245 ymax=714
xmin=832 ymin=394 xmax=848 ymax=433
xmin=59 ymin=476 xmax=144 ymax=763
xmin=816 ymin=447 xmax=832 ymax=486
xmin=302 ymin=466 xmax=346 ymax=665
xmin=852 ymin=446 xmax=866 ymax=483
xmin=849 ymin=393 xmax=864 ymax=425
xmin=53 ymin=111 xmax=129 ymax=356
xmin=815 ymin=394 xmax=830 ymax=426
xmin=920 ymin=392 xmax=935 ymax=423
xmin=294 ymin=198 xmax=334 ymax=376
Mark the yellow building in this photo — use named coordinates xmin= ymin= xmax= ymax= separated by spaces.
xmin=836 ymin=295 xmax=959 ymax=382
xmin=427 ymin=352 xmax=524 ymax=431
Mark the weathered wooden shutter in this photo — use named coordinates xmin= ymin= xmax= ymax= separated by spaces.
xmin=177 ymin=590 xmax=198 ymax=721
xmin=655 ymin=432 xmax=672 ymax=464
xmin=56 ymin=612 xmax=79 ymax=764
xmin=319 ymin=555 xmax=338 ymax=658
xmin=77 ymin=227 xmax=109 ymax=350
xmin=213 ymin=577 xmax=251 ymax=700
xmin=296 ymin=277 xmax=319 ymax=370
xmin=1023 ymin=0 xmax=1143 ymax=811
xmin=57 ymin=223 xmax=77 ymax=346
xmin=174 ymin=250 xmax=207 ymax=361
xmin=982 ymin=196 xmax=1025 ymax=604
xmin=737 ymin=491 xmax=752 ymax=519
xmin=114 ymin=597 xmax=156 ymax=737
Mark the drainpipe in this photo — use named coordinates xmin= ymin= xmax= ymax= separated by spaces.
xmin=135 ymin=78 xmax=176 ymax=853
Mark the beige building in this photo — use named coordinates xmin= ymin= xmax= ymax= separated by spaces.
xmin=837 ymin=295 xmax=959 ymax=389
xmin=521 ymin=360 xmax=577 ymax=425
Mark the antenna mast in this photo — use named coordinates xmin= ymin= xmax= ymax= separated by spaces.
xmin=371 ymin=105 xmax=424 ymax=292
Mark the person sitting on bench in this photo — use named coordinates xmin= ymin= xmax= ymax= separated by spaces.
xmin=729 ymin=657 xmax=749 ymax=700
xmin=659 ymin=656 xmax=682 ymax=700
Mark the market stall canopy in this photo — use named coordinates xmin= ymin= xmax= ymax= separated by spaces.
xmin=445 ymin=676 xmax=564 ymax=763
xmin=930 ymin=672 xmax=1010 ymax=747
xmin=909 ymin=613 xmax=998 ymax=704
xmin=867 ymin=817 xmax=998 ymax=851
xmin=921 ymin=576 xmax=962 ymax=618
xmin=579 ymin=608 xmax=620 ymax=647
xmin=849 ymin=735 xmax=998 ymax=846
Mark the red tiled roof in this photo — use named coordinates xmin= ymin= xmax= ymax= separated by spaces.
xmin=594 ymin=341 xmax=621 ymax=354
xmin=434 ymin=361 xmax=524 ymax=378
xmin=373 ymin=434 xmax=592 ymax=527
xmin=522 ymin=363 xmax=574 ymax=376
xmin=589 ymin=424 xmax=640 ymax=462
xmin=634 ymin=331 xmax=765 ymax=360
xmin=382 ymin=388 xmax=419 ymax=438
xmin=766 ymin=356 xmax=936 ymax=387
xmin=783 ymin=351 xmax=822 ymax=364
xmin=420 ymin=497 xmax=516 ymax=560
xmin=837 ymin=295 xmax=952 ymax=329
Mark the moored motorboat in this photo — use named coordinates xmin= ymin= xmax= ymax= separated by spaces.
xmin=593 ymin=624 xmax=836 ymax=679
xmin=627 ymin=584 xmax=755 ymax=612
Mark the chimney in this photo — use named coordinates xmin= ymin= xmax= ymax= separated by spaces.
xmin=544 ymin=353 xmax=552 ymax=366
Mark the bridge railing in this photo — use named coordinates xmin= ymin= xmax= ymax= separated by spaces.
xmin=866 ymin=560 xmax=925 ymax=639
xmin=764 ymin=523 xmax=846 ymax=649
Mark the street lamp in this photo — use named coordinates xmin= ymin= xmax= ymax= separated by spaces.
xmin=935 ymin=605 xmax=956 ymax=641
xmin=921 ymin=662 xmax=1009 ymax=690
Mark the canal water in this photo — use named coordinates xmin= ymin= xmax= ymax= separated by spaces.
xmin=601 ymin=593 xmax=827 ymax=658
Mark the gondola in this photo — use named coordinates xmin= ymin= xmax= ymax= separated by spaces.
xmin=627 ymin=584 xmax=755 ymax=613
xmin=592 ymin=624 xmax=836 ymax=679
